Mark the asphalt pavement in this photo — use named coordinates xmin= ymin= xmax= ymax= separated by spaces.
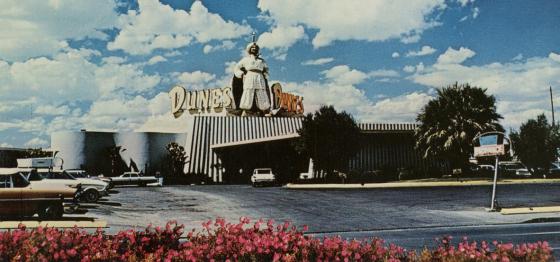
xmin=83 ymin=183 xmax=560 ymax=237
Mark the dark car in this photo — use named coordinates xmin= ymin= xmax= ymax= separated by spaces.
xmin=546 ymin=162 xmax=560 ymax=178
xmin=498 ymin=162 xmax=531 ymax=177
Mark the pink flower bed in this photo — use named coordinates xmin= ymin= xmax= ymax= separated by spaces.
xmin=0 ymin=217 xmax=554 ymax=261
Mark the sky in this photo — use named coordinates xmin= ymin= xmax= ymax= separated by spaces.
xmin=1 ymin=0 xmax=560 ymax=148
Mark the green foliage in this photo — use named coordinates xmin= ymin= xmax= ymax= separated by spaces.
xmin=510 ymin=114 xmax=560 ymax=173
xmin=106 ymin=146 xmax=126 ymax=176
xmin=165 ymin=142 xmax=188 ymax=176
xmin=294 ymin=105 xmax=361 ymax=176
xmin=415 ymin=83 xmax=503 ymax=169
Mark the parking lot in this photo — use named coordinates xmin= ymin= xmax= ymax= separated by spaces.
xmin=77 ymin=183 xmax=560 ymax=233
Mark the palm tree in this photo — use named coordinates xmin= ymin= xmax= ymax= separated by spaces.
xmin=107 ymin=146 xmax=126 ymax=176
xmin=165 ymin=142 xmax=189 ymax=176
xmin=415 ymin=83 xmax=503 ymax=172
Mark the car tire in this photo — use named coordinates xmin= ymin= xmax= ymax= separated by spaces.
xmin=81 ymin=189 xmax=99 ymax=203
xmin=39 ymin=202 xmax=64 ymax=220
xmin=139 ymin=182 xmax=147 ymax=187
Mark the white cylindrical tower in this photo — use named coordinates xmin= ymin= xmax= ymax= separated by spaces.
xmin=115 ymin=132 xmax=149 ymax=172
xmin=51 ymin=131 xmax=86 ymax=170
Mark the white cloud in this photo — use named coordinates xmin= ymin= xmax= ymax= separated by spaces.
xmin=0 ymin=143 xmax=14 ymax=148
xmin=403 ymin=65 xmax=416 ymax=73
xmin=147 ymin=55 xmax=167 ymax=65
xmin=0 ymin=52 xmax=99 ymax=102
xmin=163 ymin=51 xmax=182 ymax=57
xmin=0 ymin=0 xmax=118 ymax=61
xmin=406 ymin=45 xmax=437 ymax=57
xmin=472 ymin=7 xmax=480 ymax=19
xmin=302 ymin=57 xmax=334 ymax=66
xmin=95 ymin=61 xmax=161 ymax=97
xmin=138 ymin=114 xmax=188 ymax=133
xmin=512 ymin=53 xmax=523 ymax=61
xmin=457 ymin=0 xmax=475 ymax=7
xmin=549 ymin=53 xmax=560 ymax=63
xmin=258 ymin=25 xmax=306 ymax=59
xmin=258 ymin=0 xmax=446 ymax=48
xmin=369 ymin=69 xmax=400 ymax=78
xmin=0 ymin=48 xmax=162 ymax=140
xmin=102 ymin=56 xmax=127 ymax=65
xmin=203 ymin=40 xmax=236 ymax=54
xmin=362 ymin=92 xmax=433 ymax=122
xmin=436 ymin=47 xmax=475 ymax=65
xmin=172 ymin=71 xmax=216 ymax=90
xmin=400 ymin=34 xmax=421 ymax=44
xmin=34 ymin=105 xmax=71 ymax=116
xmin=281 ymin=79 xmax=431 ymax=123
xmin=392 ymin=52 xmax=400 ymax=58
xmin=108 ymin=0 xmax=251 ymax=55
xmin=320 ymin=66 xmax=399 ymax=86
xmin=411 ymin=50 xmax=560 ymax=130
xmin=403 ymin=63 xmax=425 ymax=73
xmin=79 ymin=96 xmax=156 ymax=131
xmin=321 ymin=65 xmax=368 ymax=86
xmin=24 ymin=137 xmax=49 ymax=148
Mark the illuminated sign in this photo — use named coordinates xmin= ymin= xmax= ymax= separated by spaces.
xmin=169 ymin=84 xmax=304 ymax=118
xmin=169 ymin=86 xmax=234 ymax=118
xmin=271 ymin=83 xmax=304 ymax=115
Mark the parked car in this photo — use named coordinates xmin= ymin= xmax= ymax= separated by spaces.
xmin=0 ymin=168 xmax=78 ymax=219
xmin=65 ymin=170 xmax=113 ymax=188
xmin=251 ymin=168 xmax=276 ymax=187
xmin=105 ymin=172 xmax=159 ymax=187
xmin=498 ymin=162 xmax=531 ymax=177
xmin=65 ymin=169 xmax=90 ymax=178
xmin=549 ymin=162 xmax=560 ymax=178
xmin=22 ymin=169 xmax=109 ymax=203
xmin=477 ymin=164 xmax=495 ymax=176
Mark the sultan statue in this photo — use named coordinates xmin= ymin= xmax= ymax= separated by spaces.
xmin=232 ymin=34 xmax=272 ymax=116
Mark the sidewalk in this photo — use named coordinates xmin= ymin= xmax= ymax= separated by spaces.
xmin=285 ymin=178 xmax=560 ymax=189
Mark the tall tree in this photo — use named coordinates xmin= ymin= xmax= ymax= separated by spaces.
xmin=294 ymin=105 xmax=361 ymax=177
xmin=165 ymin=142 xmax=189 ymax=176
xmin=510 ymin=114 xmax=560 ymax=175
xmin=106 ymin=146 xmax=126 ymax=176
xmin=415 ymin=83 xmax=503 ymax=171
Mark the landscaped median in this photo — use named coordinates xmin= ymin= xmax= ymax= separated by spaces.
xmin=0 ymin=218 xmax=554 ymax=261
xmin=285 ymin=178 xmax=560 ymax=189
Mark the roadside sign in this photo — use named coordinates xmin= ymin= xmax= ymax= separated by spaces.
xmin=474 ymin=144 xmax=505 ymax=157
xmin=479 ymin=134 xmax=498 ymax=146
xmin=472 ymin=131 xmax=511 ymax=212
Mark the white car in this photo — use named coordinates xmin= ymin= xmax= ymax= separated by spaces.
xmin=23 ymin=169 xmax=109 ymax=203
xmin=251 ymin=168 xmax=276 ymax=187
xmin=107 ymin=172 xmax=159 ymax=187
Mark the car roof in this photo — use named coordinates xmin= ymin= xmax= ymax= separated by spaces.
xmin=0 ymin=168 xmax=23 ymax=175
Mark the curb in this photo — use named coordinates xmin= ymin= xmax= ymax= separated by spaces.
xmin=285 ymin=179 xmax=560 ymax=189
xmin=501 ymin=206 xmax=560 ymax=215
xmin=0 ymin=219 xmax=107 ymax=229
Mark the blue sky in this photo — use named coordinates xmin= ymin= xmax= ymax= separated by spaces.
xmin=1 ymin=0 xmax=560 ymax=148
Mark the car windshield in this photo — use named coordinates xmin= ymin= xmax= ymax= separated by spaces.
xmin=0 ymin=175 xmax=10 ymax=188
xmin=256 ymin=169 xmax=271 ymax=174
xmin=67 ymin=171 xmax=88 ymax=178
xmin=11 ymin=173 xmax=30 ymax=188
xmin=42 ymin=171 xmax=75 ymax=180
xmin=26 ymin=171 xmax=44 ymax=181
